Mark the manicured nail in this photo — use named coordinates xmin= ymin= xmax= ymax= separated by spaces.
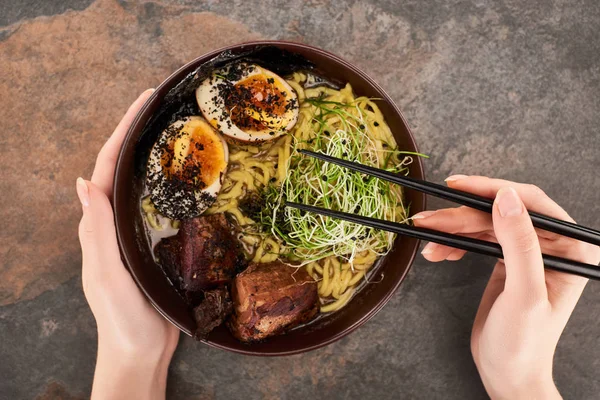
xmin=445 ymin=174 xmax=468 ymax=182
xmin=496 ymin=187 xmax=523 ymax=217
xmin=421 ymin=242 xmax=437 ymax=255
xmin=412 ymin=211 xmax=437 ymax=220
xmin=76 ymin=177 xmax=90 ymax=208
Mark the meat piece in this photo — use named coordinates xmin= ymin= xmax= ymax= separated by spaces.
xmin=228 ymin=261 xmax=319 ymax=342
xmin=154 ymin=235 xmax=182 ymax=287
xmin=154 ymin=213 xmax=247 ymax=301
xmin=154 ymin=214 xmax=247 ymax=305
xmin=178 ymin=214 xmax=246 ymax=292
xmin=193 ymin=287 xmax=234 ymax=340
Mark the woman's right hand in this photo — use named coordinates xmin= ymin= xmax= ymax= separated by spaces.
xmin=413 ymin=176 xmax=600 ymax=399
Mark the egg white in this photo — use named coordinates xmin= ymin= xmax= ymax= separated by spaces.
xmin=196 ymin=64 xmax=299 ymax=142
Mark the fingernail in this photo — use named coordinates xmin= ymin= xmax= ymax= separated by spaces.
xmin=445 ymin=174 xmax=468 ymax=182
xmin=421 ymin=242 xmax=437 ymax=255
xmin=76 ymin=177 xmax=90 ymax=208
xmin=496 ymin=187 xmax=523 ymax=217
xmin=412 ymin=211 xmax=437 ymax=220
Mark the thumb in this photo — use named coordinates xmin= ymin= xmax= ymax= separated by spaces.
xmin=492 ymin=187 xmax=547 ymax=302
xmin=76 ymin=178 xmax=126 ymax=282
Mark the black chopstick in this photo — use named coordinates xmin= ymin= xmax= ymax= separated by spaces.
xmin=286 ymin=202 xmax=600 ymax=280
xmin=299 ymin=150 xmax=600 ymax=247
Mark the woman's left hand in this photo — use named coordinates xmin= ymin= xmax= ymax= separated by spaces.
xmin=77 ymin=89 xmax=180 ymax=400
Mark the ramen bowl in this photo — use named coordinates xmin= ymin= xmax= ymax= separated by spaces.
xmin=113 ymin=41 xmax=426 ymax=356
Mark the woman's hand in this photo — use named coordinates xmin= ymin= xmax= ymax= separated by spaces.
xmin=76 ymin=89 xmax=180 ymax=400
xmin=413 ymin=176 xmax=600 ymax=400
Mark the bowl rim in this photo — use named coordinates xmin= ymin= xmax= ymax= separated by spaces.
xmin=113 ymin=40 xmax=426 ymax=356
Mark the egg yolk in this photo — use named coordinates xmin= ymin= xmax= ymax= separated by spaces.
xmin=162 ymin=119 xmax=225 ymax=188
xmin=226 ymin=73 xmax=291 ymax=131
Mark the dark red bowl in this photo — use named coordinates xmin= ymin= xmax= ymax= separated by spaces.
xmin=113 ymin=41 xmax=426 ymax=356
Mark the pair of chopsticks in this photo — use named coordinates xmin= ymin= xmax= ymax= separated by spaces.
xmin=285 ymin=150 xmax=600 ymax=280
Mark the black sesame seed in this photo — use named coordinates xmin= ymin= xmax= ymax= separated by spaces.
xmin=322 ymin=175 xmax=327 ymax=182
xmin=374 ymin=121 xmax=379 ymax=127
xmin=359 ymin=124 xmax=365 ymax=130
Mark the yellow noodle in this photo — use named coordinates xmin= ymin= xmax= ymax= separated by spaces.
xmin=146 ymin=212 xmax=161 ymax=230
xmin=305 ymin=262 xmax=314 ymax=276
xmin=227 ymin=207 xmax=251 ymax=226
xmin=319 ymin=258 xmax=332 ymax=297
xmin=142 ymin=197 xmax=157 ymax=213
xmin=243 ymin=160 xmax=273 ymax=180
xmin=252 ymin=245 xmax=264 ymax=263
xmin=260 ymin=253 xmax=279 ymax=263
xmin=277 ymin=146 xmax=286 ymax=183
xmin=330 ymin=259 xmax=342 ymax=299
xmin=312 ymin=263 xmax=323 ymax=275
xmin=219 ymin=181 xmax=245 ymax=200
xmin=230 ymin=151 xmax=251 ymax=162
xmin=348 ymin=270 xmax=365 ymax=286
xmin=353 ymin=250 xmax=378 ymax=265
xmin=321 ymin=289 xmax=353 ymax=313
xmin=241 ymin=235 xmax=260 ymax=246
xmin=288 ymin=80 xmax=305 ymax=102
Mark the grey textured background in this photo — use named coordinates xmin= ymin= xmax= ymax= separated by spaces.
xmin=1 ymin=0 xmax=599 ymax=399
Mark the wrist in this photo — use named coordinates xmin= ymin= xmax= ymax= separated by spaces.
xmin=485 ymin=375 xmax=561 ymax=400
xmin=96 ymin=326 xmax=178 ymax=369
xmin=92 ymin=341 xmax=174 ymax=400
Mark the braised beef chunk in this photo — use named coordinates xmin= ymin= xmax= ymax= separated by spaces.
xmin=228 ymin=261 xmax=319 ymax=342
xmin=155 ymin=214 xmax=247 ymax=297
xmin=154 ymin=235 xmax=182 ymax=288
xmin=193 ymin=287 xmax=234 ymax=339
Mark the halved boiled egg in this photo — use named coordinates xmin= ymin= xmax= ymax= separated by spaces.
xmin=196 ymin=64 xmax=299 ymax=142
xmin=147 ymin=116 xmax=228 ymax=219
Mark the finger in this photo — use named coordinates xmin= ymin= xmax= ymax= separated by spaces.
xmin=414 ymin=205 xmax=559 ymax=242
xmin=472 ymin=261 xmax=506 ymax=355
xmin=420 ymin=233 xmax=496 ymax=262
xmin=413 ymin=206 xmax=493 ymax=234
xmin=492 ymin=187 xmax=547 ymax=302
xmin=446 ymin=248 xmax=467 ymax=261
xmin=421 ymin=241 xmax=464 ymax=262
xmin=91 ymin=89 xmax=155 ymax=196
xmin=545 ymin=268 xmax=587 ymax=304
xmin=446 ymin=175 xmax=574 ymax=241
xmin=443 ymin=231 xmax=498 ymax=261
xmin=76 ymin=178 xmax=128 ymax=283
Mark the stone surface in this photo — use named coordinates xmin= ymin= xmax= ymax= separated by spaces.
xmin=0 ymin=0 xmax=599 ymax=398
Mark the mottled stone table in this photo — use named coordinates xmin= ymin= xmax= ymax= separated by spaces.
xmin=1 ymin=0 xmax=599 ymax=398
